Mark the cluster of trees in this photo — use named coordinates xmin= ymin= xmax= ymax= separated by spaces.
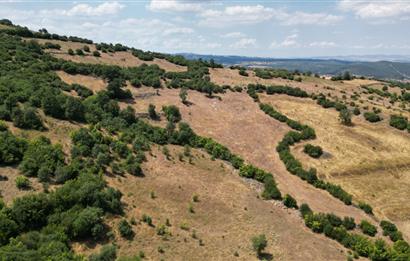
xmin=0 ymin=127 xmax=27 ymax=165
xmin=331 ymin=71 xmax=353 ymax=81
xmin=315 ymin=94 xmax=347 ymax=111
xmin=0 ymin=172 xmax=122 ymax=259
xmin=239 ymin=164 xmax=282 ymax=200
xmin=248 ymin=83 xmax=308 ymax=98
xmin=390 ymin=115 xmax=410 ymax=132
xmin=0 ymin=24 xmax=92 ymax=44
xmin=380 ymin=220 xmax=404 ymax=242
xmin=303 ymin=144 xmax=323 ymax=158
xmin=254 ymin=68 xmax=295 ymax=80
xmin=301 ymin=206 xmax=410 ymax=260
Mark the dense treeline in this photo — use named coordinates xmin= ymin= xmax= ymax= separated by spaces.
xmin=0 ymin=20 xmax=92 ymax=44
xmin=254 ymin=68 xmax=295 ymax=80
xmin=300 ymin=204 xmax=410 ymax=260
xmin=248 ymin=83 xmax=308 ymax=98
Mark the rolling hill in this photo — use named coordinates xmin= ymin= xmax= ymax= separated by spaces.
xmin=181 ymin=53 xmax=410 ymax=80
xmin=0 ymin=20 xmax=410 ymax=261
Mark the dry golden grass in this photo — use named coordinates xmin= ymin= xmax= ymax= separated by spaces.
xmin=26 ymin=38 xmax=187 ymax=72
xmin=212 ymin=68 xmax=408 ymax=114
xmin=0 ymin=167 xmax=43 ymax=204
xmin=121 ymin=87 xmax=374 ymax=227
xmin=57 ymin=71 xmax=107 ymax=93
xmin=74 ymin=145 xmax=348 ymax=261
xmin=4 ymin=113 xmax=82 ymax=154
xmin=260 ymin=93 xmax=410 ymax=241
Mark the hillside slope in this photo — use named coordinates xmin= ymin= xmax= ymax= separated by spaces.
xmin=0 ymin=21 xmax=409 ymax=261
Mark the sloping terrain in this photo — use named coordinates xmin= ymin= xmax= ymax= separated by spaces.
xmin=1 ymin=22 xmax=410 ymax=261
xmin=87 ymin=145 xmax=347 ymax=261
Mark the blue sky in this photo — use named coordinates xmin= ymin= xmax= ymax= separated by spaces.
xmin=1 ymin=0 xmax=410 ymax=57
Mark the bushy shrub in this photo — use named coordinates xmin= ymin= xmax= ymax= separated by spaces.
xmin=339 ymin=109 xmax=352 ymax=126
xmin=19 ymin=136 xmax=64 ymax=180
xmin=358 ymin=202 xmax=373 ymax=215
xmin=162 ymin=105 xmax=181 ymax=123
xmin=15 ymin=175 xmax=30 ymax=189
xmin=146 ymin=104 xmax=157 ymax=120
xmin=262 ymin=174 xmax=282 ymax=200
xmin=92 ymin=50 xmax=101 ymax=57
xmin=390 ymin=115 xmax=408 ymax=130
xmin=12 ymin=107 xmax=43 ymax=130
xmin=364 ymin=112 xmax=382 ymax=122
xmin=0 ymin=130 xmax=27 ymax=165
xmin=380 ymin=220 xmax=403 ymax=242
xmin=342 ymin=217 xmax=356 ymax=230
xmin=299 ymin=203 xmax=312 ymax=217
xmin=251 ymin=234 xmax=267 ymax=256
xmin=359 ymin=220 xmax=377 ymax=237
xmin=118 ymin=219 xmax=134 ymax=239
xmin=303 ymin=144 xmax=323 ymax=158
xmin=283 ymin=194 xmax=298 ymax=209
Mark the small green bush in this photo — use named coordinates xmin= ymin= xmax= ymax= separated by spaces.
xmin=15 ymin=176 xmax=30 ymax=189
xmin=251 ymin=234 xmax=267 ymax=256
xmin=358 ymin=202 xmax=373 ymax=215
xmin=303 ymin=144 xmax=323 ymax=158
xmin=364 ymin=112 xmax=382 ymax=122
xmin=359 ymin=220 xmax=377 ymax=237
xmin=283 ymin=194 xmax=298 ymax=209
xmin=118 ymin=219 xmax=134 ymax=239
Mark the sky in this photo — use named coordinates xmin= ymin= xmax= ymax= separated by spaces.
xmin=1 ymin=0 xmax=410 ymax=58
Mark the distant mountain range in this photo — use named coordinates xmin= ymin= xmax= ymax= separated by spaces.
xmin=179 ymin=53 xmax=410 ymax=80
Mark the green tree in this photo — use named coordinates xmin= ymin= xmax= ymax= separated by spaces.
xmin=339 ymin=108 xmax=352 ymax=126
xmin=148 ymin=104 xmax=158 ymax=120
xmin=179 ymin=88 xmax=188 ymax=104
xmin=283 ymin=194 xmax=298 ymax=209
xmin=15 ymin=175 xmax=30 ymax=190
xmin=251 ymin=234 xmax=267 ymax=256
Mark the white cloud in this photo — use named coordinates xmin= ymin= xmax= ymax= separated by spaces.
xmin=309 ymin=41 xmax=338 ymax=48
xmin=339 ymin=0 xmax=410 ymax=19
xmin=277 ymin=11 xmax=343 ymax=25
xmin=270 ymin=34 xmax=299 ymax=48
xmin=148 ymin=0 xmax=203 ymax=12
xmin=199 ymin=5 xmax=275 ymax=27
xmin=230 ymin=38 xmax=257 ymax=49
xmin=163 ymin=27 xmax=194 ymax=35
xmin=64 ymin=2 xmax=124 ymax=16
xmin=198 ymin=4 xmax=342 ymax=27
xmin=221 ymin=32 xmax=247 ymax=38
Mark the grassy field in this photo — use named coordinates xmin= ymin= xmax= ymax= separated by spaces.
xmin=260 ymin=94 xmax=410 ymax=241
xmin=74 ymin=145 xmax=349 ymax=261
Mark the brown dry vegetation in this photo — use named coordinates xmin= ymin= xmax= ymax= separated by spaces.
xmin=260 ymin=93 xmax=410 ymax=240
xmin=52 ymin=51 xmax=410 ymax=258
xmin=0 ymin=167 xmax=43 ymax=204
xmin=57 ymin=71 xmax=107 ymax=93
xmin=4 ymin=113 xmax=82 ymax=154
xmin=125 ymin=87 xmax=370 ymax=220
xmin=27 ymin=38 xmax=187 ymax=72
xmin=75 ymin=145 xmax=348 ymax=261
